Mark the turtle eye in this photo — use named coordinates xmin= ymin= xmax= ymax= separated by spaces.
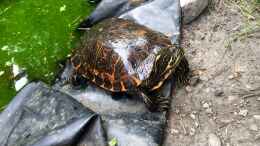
xmin=135 ymin=47 xmax=142 ymax=52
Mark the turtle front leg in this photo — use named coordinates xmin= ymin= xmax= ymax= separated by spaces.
xmin=136 ymin=91 xmax=171 ymax=112
xmin=69 ymin=71 xmax=89 ymax=89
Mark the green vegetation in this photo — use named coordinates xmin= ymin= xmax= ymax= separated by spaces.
xmin=0 ymin=0 xmax=95 ymax=109
xmin=226 ymin=0 xmax=260 ymax=40
xmin=222 ymin=0 xmax=260 ymax=48
xmin=109 ymin=138 xmax=118 ymax=146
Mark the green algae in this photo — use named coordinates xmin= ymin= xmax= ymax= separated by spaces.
xmin=0 ymin=0 xmax=94 ymax=109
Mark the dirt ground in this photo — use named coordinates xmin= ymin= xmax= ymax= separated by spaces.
xmin=164 ymin=0 xmax=260 ymax=146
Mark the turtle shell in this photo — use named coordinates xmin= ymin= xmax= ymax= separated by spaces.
xmin=71 ymin=18 xmax=185 ymax=93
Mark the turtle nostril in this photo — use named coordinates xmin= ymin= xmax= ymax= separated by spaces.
xmin=88 ymin=0 xmax=102 ymax=4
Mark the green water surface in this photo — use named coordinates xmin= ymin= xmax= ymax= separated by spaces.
xmin=0 ymin=0 xmax=94 ymax=109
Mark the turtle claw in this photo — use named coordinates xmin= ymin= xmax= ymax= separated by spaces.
xmin=141 ymin=92 xmax=171 ymax=112
xmin=156 ymin=96 xmax=171 ymax=111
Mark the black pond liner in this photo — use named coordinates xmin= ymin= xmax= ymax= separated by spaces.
xmin=80 ymin=0 xmax=181 ymax=43
xmin=0 ymin=0 xmax=181 ymax=145
xmin=0 ymin=82 xmax=106 ymax=146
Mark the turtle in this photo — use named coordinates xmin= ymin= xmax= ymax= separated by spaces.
xmin=79 ymin=0 xmax=152 ymax=28
xmin=71 ymin=18 xmax=189 ymax=111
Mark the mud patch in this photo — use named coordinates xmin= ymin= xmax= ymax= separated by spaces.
xmin=164 ymin=0 xmax=260 ymax=145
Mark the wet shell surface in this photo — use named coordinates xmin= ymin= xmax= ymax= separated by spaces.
xmin=71 ymin=18 xmax=189 ymax=111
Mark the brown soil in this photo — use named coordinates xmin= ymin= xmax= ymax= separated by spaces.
xmin=164 ymin=0 xmax=260 ymax=146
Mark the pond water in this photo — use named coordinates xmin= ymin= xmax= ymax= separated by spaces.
xmin=0 ymin=0 xmax=94 ymax=109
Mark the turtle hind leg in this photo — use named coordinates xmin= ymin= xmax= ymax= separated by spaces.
xmin=70 ymin=72 xmax=89 ymax=89
xmin=138 ymin=91 xmax=171 ymax=112
xmin=111 ymin=92 xmax=126 ymax=100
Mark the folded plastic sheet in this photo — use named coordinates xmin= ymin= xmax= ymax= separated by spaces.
xmin=0 ymin=82 xmax=106 ymax=146
xmin=0 ymin=0 xmax=181 ymax=145
xmin=81 ymin=0 xmax=181 ymax=43
xmin=56 ymin=1 xmax=181 ymax=144
xmin=80 ymin=0 xmax=153 ymax=27
xmin=54 ymin=0 xmax=180 ymax=146
xmin=119 ymin=0 xmax=181 ymax=43
xmin=53 ymin=61 xmax=173 ymax=146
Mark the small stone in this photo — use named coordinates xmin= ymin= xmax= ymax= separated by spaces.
xmin=255 ymin=133 xmax=260 ymax=140
xmin=192 ymin=111 xmax=197 ymax=114
xmin=208 ymin=133 xmax=221 ymax=146
xmin=205 ymin=87 xmax=211 ymax=93
xmin=249 ymin=124 xmax=258 ymax=131
xmin=175 ymin=108 xmax=180 ymax=114
xmin=220 ymin=119 xmax=233 ymax=124
xmin=257 ymin=97 xmax=260 ymax=101
xmin=190 ymin=127 xmax=196 ymax=136
xmin=253 ymin=115 xmax=260 ymax=120
xmin=194 ymin=121 xmax=199 ymax=128
xmin=228 ymin=72 xmax=241 ymax=80
xmin=190 ymin=113 xmax=196 ymax=120
xmin=228 ymin=75 xmax=234 ymax=79
xmin=170 ymin=128 xmax=180 ymax=134
xmin=181 ymin=0 xmax=209 ymax=24
xmin=238 ymin=109 xmax=248 ymax=117
xmin=200 ymin=76 xmax=209 ymax=81
xmin=185 ymin=86 xmax=192 ymax=92
xmin=206 ymin=108 xmax=213 ymax=114
xmin=228 ymin=96 xmax=238 ymax=103
xmin=189 ymin=76 xmax=201 ymax=86
xmin=245 ymin=84 xmax=252 ymax=89
xmin=200 ymin=35 xmax=206 ymax=40
xmin=214 ymin=89 xmax=224 ymax=97
xmin=203 ymin=102 xmax=210 ymax=108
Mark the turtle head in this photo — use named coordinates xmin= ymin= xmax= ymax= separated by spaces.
xmin=139 ymin=46 xmax=186 ymax=91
